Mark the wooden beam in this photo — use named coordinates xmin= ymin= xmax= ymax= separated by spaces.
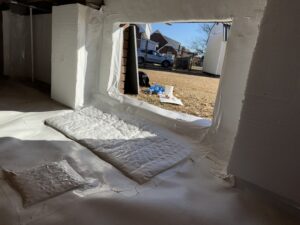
xmin=0 ymin=0 xmax=104 ymax=13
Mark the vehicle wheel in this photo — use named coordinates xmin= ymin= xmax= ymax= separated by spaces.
xmin=138 ymin=57 xmax=144 ymax=64
xmin=162 ymin=60 xmax=170 ymax=68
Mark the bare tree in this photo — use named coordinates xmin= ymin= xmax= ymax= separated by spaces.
xmin=190 ymin=23 xmax=215 ymax=55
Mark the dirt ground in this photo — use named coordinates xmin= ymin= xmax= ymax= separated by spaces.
xmin=136 ymin=69 xmax=220 ymax=119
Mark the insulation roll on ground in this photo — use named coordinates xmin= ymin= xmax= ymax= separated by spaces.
xmin=45 ymin=107 xmax=191 ymax=183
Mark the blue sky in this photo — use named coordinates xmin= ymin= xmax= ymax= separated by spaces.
xmin=151 ymin=22 xmax=207 ymax=49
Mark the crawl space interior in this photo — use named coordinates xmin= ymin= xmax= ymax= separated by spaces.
xmin=0 ymin=0 xmax=299 ymax=225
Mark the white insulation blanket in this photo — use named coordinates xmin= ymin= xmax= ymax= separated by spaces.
xmin=45 ymin=107 xmax=191 ymax=183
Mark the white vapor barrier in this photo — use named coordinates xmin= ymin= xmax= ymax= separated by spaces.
xmin=0 ymin=77 xmax=299 ymax=225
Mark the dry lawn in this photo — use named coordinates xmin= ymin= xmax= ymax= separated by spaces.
xmin=136 ymin=69 xmax=220 ymax=119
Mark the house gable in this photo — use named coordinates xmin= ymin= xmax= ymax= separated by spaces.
xmin=150 ymin=31 xmax=168 ymax=49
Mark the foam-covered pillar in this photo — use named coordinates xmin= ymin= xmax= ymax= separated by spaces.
xmin=228 ymin=0 xmax=300 ymax=205
xmin=51 ymin=4 xmax=87 ymax=108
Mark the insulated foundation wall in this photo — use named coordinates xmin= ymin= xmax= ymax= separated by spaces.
xmin=228 ymin=0 xmax=300 ymax=205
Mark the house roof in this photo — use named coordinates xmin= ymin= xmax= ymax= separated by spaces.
xmin=152 ymin=30 xmax=181 ymax=51
xmin=163 ymin=35 xmax=181 ymax=51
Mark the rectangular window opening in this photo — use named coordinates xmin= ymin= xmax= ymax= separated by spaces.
xmin=118 ymin=21 xmax=232 ymax=122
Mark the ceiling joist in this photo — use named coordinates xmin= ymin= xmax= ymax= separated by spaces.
xmin=0 ymin=0 xmax=104 ymax=14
